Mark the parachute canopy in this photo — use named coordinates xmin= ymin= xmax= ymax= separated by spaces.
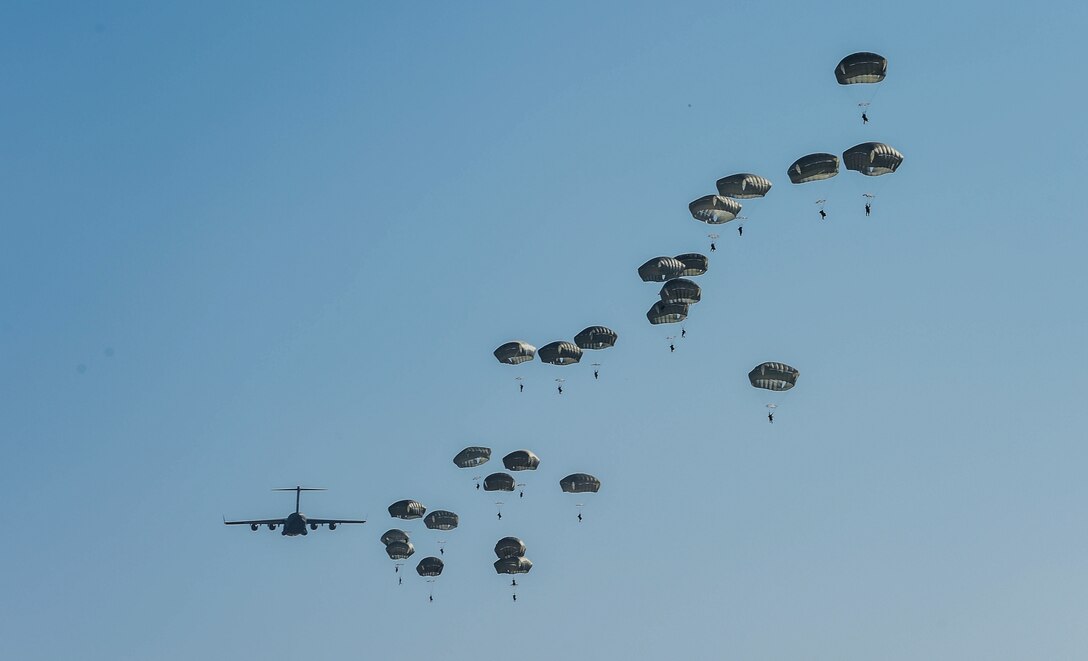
xmin=574 ymin=326 xmax=618 ymax=350
xmin=494 ymin=341 xmax=536 ymax=365
xmin=787 ymin=153 xmax=839 ymax=184
xmin=416 ymin=556 xmax=445 ymax=577
xmin=484 ymin=472 xmax=516 ymax=492
xmin=560 ymin=473 xmax=601 ymax=494
xmin=424 ymin=510 xmax=460 ymax=531
xmin=842 ymin=142 xmax=904 ymax=176
xmin=835 ymin=52 xmax=888 ymax=85
xmin=538 ymin=341 xmax=582 ymax=366
xmin=503 ymin=450 xmax=541 ymax=472
xmin=388 ymin=499 xmax=426 ymax=520
xmin=659 ymin=278 xmax=701 ymax=305
xmin=385 ymin=540 xmax=415 ymax=560
xmin=380 ymin=529 xmax=409 ymax=546
xmin=453 ymin=446 xmax=491 ymax=468
xmin=647 ymin=301 xmax=688 ymax=325
xmin=715 ymin=173 xmax=773 ymax=199
xmin=748 ymin=362 xmax=800 ymax=391
xmin=674 ymin=253 xmax=708 ymax=277
xmin=689 ymin=195 xmax=742 ymax=224
xmin=496 ymin=556 xmax=533 ymax=574
xmin=495 ymin=536 xmax=527 ymax=559
xmin=494 ymin=557 xmax=533 ymax=575
xmin=638 ymin=257 xmax=686 ymax=283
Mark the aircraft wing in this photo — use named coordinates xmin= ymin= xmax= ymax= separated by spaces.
xmin=224 ymin=518 xmax=287 ymax=526
xmin=306 ymin=518 xmax=366 ymax=525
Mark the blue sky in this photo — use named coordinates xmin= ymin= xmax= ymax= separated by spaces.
xmin=3 ymin=2 xmax=1088 ymax=659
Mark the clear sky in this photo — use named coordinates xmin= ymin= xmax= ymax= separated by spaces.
xmin=3 ymin=2 xmax=1088 ymax=659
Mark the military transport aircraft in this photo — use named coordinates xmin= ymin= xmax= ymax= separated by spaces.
xmin=224 ymin=486 xmax=366 ymax=536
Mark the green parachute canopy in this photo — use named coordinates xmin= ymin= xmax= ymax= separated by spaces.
xmin=835 ymin=52 xmax=888 ymax=85
xmin=748 ymin=362 xmax=799 ymax=391
xmin=494 ymin=341 xmax=536 ymax=365
xmin=560 ymin=473 xmax=601 ymax=494
xmin=689 ymin=195 xmax=742 ymax=224
xmin=503 ymin=450 xmax=541 ymax=472
xmin=715 ymin=173 xmax=773 ymax=199
xmin=416 ymin=556 xmax=444 ymax=577
xmin=787 ymin=153 xmax=839 ymax=184
xmin=639 ymin=257 xmax=686 ymax=283
xmin=453 ymin=446 xmax=491 ymax=468
xmin=424 ymin=510 xmax=459 ymax=531
xmin=574 ymin=326 xmax=618 ymax=350
xmin=388 ymin=499 xmax=426 ymax=520
xmin=538 ymin=341 xmax=582 ymax=365
xmin=842 ymin=142 xmax=904 ymax=176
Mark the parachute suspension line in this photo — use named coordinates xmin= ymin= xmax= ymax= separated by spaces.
xmin=859 ymin=85 xmax=881 ymax=122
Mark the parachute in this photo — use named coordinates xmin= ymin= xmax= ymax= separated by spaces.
xmin=388 ymin=499 xmax=427 ymax=520
xmin=659 ymin=279 xmax=701 ymax=305
xmin=453 ymin=446 xmax=491 ymax=468
xmin=380 ymin=529 xmax=409 ymax=546
xmin=559 ymin=473 xmax=601 ymax=494
xmin=537 ymin=341 xmax=582 ymax=366
xmin=787 ymin=154 xmax=839 ymax=184
xmin=748 ymin=362 xmax=799 ymax=391
xmin=494 ymin=557 xmax=533 ymax=575
xmin=835 ymin=52 xmax=888 ymax=85
xmin=416 ymin=556 xmax=444 ymax=577
xmin=689 ymin=195 xmax=742 ymax=224
xmin=484 ymin=472 xmax=516 ymax=492
xmin=842 ymin=142 xmax=904 ymax=176
xmin=503 ymin=450 xmax=541 ymax=472
xmin=674 ymin=253 xmax=708 ymax=277
xmin=715 ymin=173 xmax=773 ymax=199
xmin=574 ymin=326 xmax=618 ymax=350
xmin=638 ymin=257 xmax=686 ymax=283
xmin=647 ymin=301 xmax=688 ymax=325
xmin=494 ymin=341 xmax=536 ymax=365
xmin=494 ymin=536 xmax=527 ymax=559
xmin=423 ymin=510 xmax=459 ymax=531
xmin=385 ymin=540 xmax=415 ymax=560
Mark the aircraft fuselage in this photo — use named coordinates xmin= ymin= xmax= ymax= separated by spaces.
xmin=282 ymin=512 xmax=309 ymax=536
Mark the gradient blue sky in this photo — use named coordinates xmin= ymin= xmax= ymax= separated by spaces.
xmin=3 ymin=2 xmax=1088 ymax=660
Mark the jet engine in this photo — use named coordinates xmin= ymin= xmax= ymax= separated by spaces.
xmin=329 ymin=523 xmax=337 ymax=530
xmin=250 ymin=524 xmax=259 ymax=531
xmin=310 ymin=523 xmax=319 ymax=531
xmin=268 ymin=523 xmax=277 ymax=530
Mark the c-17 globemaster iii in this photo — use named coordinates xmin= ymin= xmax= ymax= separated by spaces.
xmin=224 ymin=486 xmax=365 ymax=536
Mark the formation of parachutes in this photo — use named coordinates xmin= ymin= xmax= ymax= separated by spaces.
xmin=494 ymin=325 xmax=619 ymax=393
xmin=379 ymin=444 xmax=600 ymax=601
xmin=494 ymin=327 xmax=619 ymax=368
xmin=443 ymin=52 xmax=893 ymax=599
xmin=390 ymin=51 xmax=893 ymax=603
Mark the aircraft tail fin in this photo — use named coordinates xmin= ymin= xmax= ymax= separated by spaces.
xmin=273 ymin=486 xmax=326 ymax=513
